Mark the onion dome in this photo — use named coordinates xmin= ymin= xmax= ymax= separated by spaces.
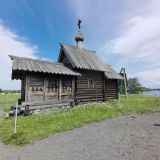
xmin=75 ymin=32 xmax=84 ymax=42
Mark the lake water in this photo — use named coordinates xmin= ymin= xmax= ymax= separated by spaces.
xmin=139 ymin=90 xmax=160 ymax=96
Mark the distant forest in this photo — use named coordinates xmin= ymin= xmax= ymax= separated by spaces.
xmin=0 ymin=88 xmax=20 ymax=93
xmin=127 ymin=78 xmax=160 ymax=93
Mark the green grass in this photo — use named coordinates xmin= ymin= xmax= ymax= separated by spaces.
xmin=0 ymin=94 xmax=160 ymax=145
xmin=0 ymin=93 xmax=20 ymax=112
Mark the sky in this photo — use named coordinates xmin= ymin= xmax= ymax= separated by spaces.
xmin=0 ymin=0 xmax=160 ymax=89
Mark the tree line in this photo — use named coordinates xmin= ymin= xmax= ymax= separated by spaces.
xmin=127 ymin=78 xmax=159 ymax=93
xmin=0 ymin=88 xmax=20 ymax=93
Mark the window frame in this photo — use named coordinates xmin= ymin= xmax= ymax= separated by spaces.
xmin=88 ymin=79 xmax=95 ymax=88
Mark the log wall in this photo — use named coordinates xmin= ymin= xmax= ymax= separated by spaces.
xmin=22 ymin=71 xmax=118 ymax=106
xmin=75 ymin=70 xmax=104 ymax=104
xmin=105 ymin=79 xmax=118 ymax=99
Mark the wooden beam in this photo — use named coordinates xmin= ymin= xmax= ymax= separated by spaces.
xmin=103 ymin=73 xmax=105 ymax=102
xmin=43 ymin=75 xmax=47 ymax=102
xmin=120 ymin=68 xmax=128 ymax=97
xmin=21 ymin=73 xmax=24 ymax=101
xmin=72 ymin=77 xmax=75 ymax=99
xmin=123 ymin=69 xmax=128 ymax=97
xmin=117 ymin=80 xmax=120 ymax=100
xmin=25 ymin=73 xmax=29 ymax=103
xmin=75 ymin=76 xmax=78 ymax=105
xmin=58 ymin=77 xmax=62 ymax=101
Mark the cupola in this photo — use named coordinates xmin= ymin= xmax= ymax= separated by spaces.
xmin=75 ymin=19 xmax=84 ymax=49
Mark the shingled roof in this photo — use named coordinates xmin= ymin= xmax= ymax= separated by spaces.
xmin=9 ymin=44 xmax=123 ymax=80
xmin=59 ymin=44 xmax=106 ymax=71
xmin=9 ymin=55 xmax=81 ymax=79
xmin=104 ymin=65 xmax=124 ymax=80
xmin=59 ymin=44 xmax=123 ymax=80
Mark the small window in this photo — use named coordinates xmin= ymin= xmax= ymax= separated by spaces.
xmin=88 ymin=80 xmax=95 ymax=88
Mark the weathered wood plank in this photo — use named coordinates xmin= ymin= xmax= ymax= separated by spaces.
xmin=25 ymin=74 xmax=29 ymax=103
xmin=72 ymin=78 xmax=75 ymax=99
xmin=58 ymin=77 xmax=62 ymax=101
xmin=43 ymin=76 xmax=47 ymax=101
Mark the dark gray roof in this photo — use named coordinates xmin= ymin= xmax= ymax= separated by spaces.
xmin=59 ymin=44 xmax=123 ymax=79
xmin=9 ymin=45 xmax=124 ymax=80
xmin=60 ymin=44 xmax=106 ymax=71
xmin=9 ymin=55 xmax=81 ymax=77
xmin=104 ymin=65 xmax=124 ymax=80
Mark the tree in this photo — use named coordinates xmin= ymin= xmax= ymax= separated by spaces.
xmin=0 ymin=88 xmax=2 ymax=92
xmin=128 ymin=78 xmax=142 ymax=93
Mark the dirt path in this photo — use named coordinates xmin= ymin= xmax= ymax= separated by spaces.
xmin=1 ymin=113 xmax=160 ymax=160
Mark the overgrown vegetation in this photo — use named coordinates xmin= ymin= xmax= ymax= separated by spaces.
xmin=0 ymin=94 xmax=160 ymax=145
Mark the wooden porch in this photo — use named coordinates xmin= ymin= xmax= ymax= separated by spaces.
xmin=21 ymin=72 xmax=76 ymax=110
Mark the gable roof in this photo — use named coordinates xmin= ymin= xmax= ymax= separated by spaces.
xmin=59 ymin=44 xmax=123 ymax=80
xmin=9 ymin=55 xmax=81 ymax=79
xmin=104 ymin=65 xmax=124 ymax=80
xmin=9 ymin=45 xmax=124 ymax=80
xmin=59 ymin=44 xmax=106 ymax=71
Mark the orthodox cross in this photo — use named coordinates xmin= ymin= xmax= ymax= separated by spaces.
xmin=78 ymin=19 xmax=82 ymax=31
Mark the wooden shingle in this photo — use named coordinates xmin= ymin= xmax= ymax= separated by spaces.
xmin=59 ymin=44 xmax=123 ymax=80
xmin=9 ymin=55 xmax=81 ymax=80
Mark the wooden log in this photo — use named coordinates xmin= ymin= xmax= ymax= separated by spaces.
xmin=76 ymin=98 xmax=103 ymax=102
xmin=72 ymin=77 xmax=75 ymax=99
xmin=43 ymin=76 xmax=47 ymax=102
xmin=75 ymin=91 xmax=103 ymax=95
xmin=76 ymin=93 xmax=103 ymax=97
xmin=58 ymin=77 xmax=62 ymax=101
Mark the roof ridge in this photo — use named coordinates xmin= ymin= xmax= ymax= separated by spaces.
xmin=61 ymin=43 xmax=96 ymax=53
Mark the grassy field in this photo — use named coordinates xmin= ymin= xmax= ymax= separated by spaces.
xmin=0 ymin=93 xmax=20 ymax=112
xmin=0 ymin=94 xmax=160 ymax=145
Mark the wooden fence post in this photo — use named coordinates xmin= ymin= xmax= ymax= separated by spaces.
xmin=14 ymin=104 xmax=18 ymax=134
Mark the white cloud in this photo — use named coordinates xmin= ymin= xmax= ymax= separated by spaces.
xmin=105 ymin=13 xmax=160 ymax=62
xmin=129 ymin=68 xmax=160 ymax=88
xmin=103 ymin=0 xmax=160 ymax=88
xmin=68 ymin=0 xmax=160 ymax=88
xmin=0 ymin=21 xmax=37 ymax=90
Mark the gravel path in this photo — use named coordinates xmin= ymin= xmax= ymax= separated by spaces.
xmin=1 ymin=113 xmax=160 ymax=160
